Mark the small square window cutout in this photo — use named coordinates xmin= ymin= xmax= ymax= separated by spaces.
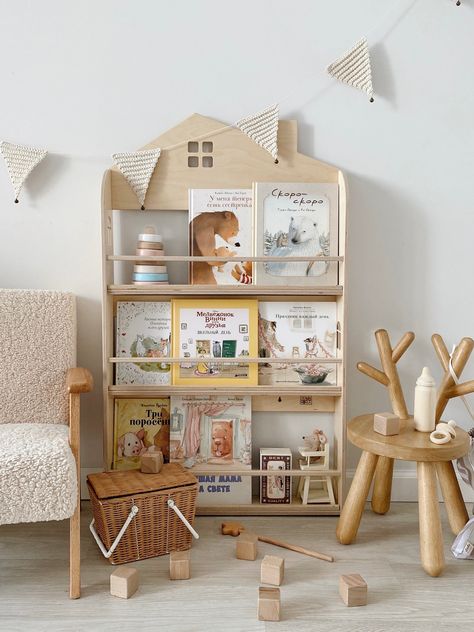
xmin=188 ymin=141 xmax=199 ymax=153
xmin=188 ymin=156 xmax=199 ymax=167
xmin=202 ymin=156 xmax=213 ymax=168
xmin=202 ymin=141 xmax=213 ymax=153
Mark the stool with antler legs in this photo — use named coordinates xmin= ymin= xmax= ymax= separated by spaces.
xmin=336 ymin=330 xmax=473 ymax=577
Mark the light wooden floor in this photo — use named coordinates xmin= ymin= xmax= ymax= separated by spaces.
xmin=1 ymin=502 xmax=473 ymax=632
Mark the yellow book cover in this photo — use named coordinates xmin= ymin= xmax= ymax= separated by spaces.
xmin=113 ymin=398 xmax=170 ymax=470
xmin=172 ymin=298 xmax=258 ymax=386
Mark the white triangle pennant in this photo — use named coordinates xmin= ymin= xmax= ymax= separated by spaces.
xmin=327 ymin=38 xmax=374 ymax=102
xmin=0 ymin=141 xmax=48 ymax=203
xmin=112 ymin=148 xmax=161 ymax=210
xmin=235 ymin=104 xmax=279 ymax=162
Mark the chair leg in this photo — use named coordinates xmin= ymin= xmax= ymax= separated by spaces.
xmin=417 ymin=461 xmax=445 ymax=577
xmin=336 ymin=451 xmax=379 ymax=545
xmin=371 ymin=456 xmax=394 ymax=515
xmin=436 ymin=461 xmax=469 ymax=535
xmin=69 ymin=500 xmax=81 ymax=599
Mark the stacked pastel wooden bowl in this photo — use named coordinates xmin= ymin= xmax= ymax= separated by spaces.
xmin=133 ymin=228 xmax=169 ymax=285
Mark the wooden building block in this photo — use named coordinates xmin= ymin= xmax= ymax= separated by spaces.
xmin=258 ymin=586 xmax=281 ymax=621
xmin=170 ymin=550 xmax=190 ymax=580
xmin=339 ymin=574 xmax=367 ymax=607
xmin=261 ymin=555 xmax=285 ymax=586
xmin=373 ymin=412 xmax=400 ymax=436
xmin=110 ymin=566 xmax=139 ymax=599
xmin=140 ymin=451 xmax=164 ymax=474
xmin=236 ymin=531 xmax=258 ymax=561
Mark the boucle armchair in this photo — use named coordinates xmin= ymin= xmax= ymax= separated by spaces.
xmin=0 ymin=289 xmax=93 ymax=599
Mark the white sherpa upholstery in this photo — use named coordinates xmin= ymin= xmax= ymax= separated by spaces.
xmin=0 ymin=289 xmax=78 ymax=525
xmin=0 ymin=289 xmax=76 ymax=424
xmin=0 ymin=424 xmax=77 ymax=524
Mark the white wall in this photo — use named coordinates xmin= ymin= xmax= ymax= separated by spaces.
xmin=1 ymin=0 xmax=473 ymax=496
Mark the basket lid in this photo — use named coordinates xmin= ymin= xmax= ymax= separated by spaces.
xmin=87 ymin=463 xmax=197 ymax=500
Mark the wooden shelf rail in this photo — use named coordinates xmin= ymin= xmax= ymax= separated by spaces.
xmin=109 ymin=255 xmax=344 ymax=263
xmin=109 ymin=356 xmax=342 ymax=364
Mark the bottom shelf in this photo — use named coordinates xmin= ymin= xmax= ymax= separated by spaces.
xmin=196 ymin=496 xmax=340 ymax=516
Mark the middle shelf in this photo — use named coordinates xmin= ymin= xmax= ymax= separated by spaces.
xmin=108 ymin=385 xmax=343 ymax=396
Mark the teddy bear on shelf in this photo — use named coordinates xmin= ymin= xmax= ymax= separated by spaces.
xmin=302 ymin=428 xmax=328 ymax=452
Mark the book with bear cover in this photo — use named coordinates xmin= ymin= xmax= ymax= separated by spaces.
xmin=253 ymin=182 xmax=339 ymax=286
xmin=113 ymin=398 xmax=170 ymax=470
xmin=115 ymin=301 xmax=171 ymax=385
xmin=188 ymin=188 xmax=253 ymax=285
xmin=170 ymin=395 xmax=252 ymax=506
xmin=260 ymin=448 xmax=292 ymax=504
xmin=172 ymin=298 xmax=258 ymax=386
xmin=258 ymin=301 xmax=337 ymax=386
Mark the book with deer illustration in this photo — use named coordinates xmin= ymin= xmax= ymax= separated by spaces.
xmin=189 ymin=188 xmax=254 ymax=285
xmin=253 ymin=182 xmax=339 ymax=286
xmin=115 ymin=301 xmax=171 ymax=385
xmin=172 ymin=298 xmax=258 ymax=386
xmin=258 ymin=301 xmax=337 ymax=386
xmin=113 ymin=398 xmax=170 ymax=470
xmin=260 ymin=448 xmax=292 ymax=504
xmin=170 ymin=394 xmax=252 ymax=505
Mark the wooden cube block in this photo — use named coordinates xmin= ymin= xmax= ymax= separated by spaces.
xmin=140 ymin=451 xmax=164 ymax=473
xmin=110 ymin=566 xmax=139 ymax=599
xmin=373 ymin=412 xmax=400 ymax=436
xmin=339 ymin=574 xmax=367 ymax=607
xmin=261 ymin=555 xmax=284 ymax=586
xmin=170 ymin=550 xmax=190 ymax=580
xmin=236 ymin=531 xmax=258 ymax=561
xmin=258 ymin=586 xmax=281 ymax=621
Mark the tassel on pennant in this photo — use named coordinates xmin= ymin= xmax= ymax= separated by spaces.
xmin=0 ymin=141 xmax=47 ymax=203
xmin=112 ymin=148 xmax=161 ymax=210
xmin=235 ymin=104 xmax=279 ymax=163
xmin=327 ymin=38 xmax=374 ymax=102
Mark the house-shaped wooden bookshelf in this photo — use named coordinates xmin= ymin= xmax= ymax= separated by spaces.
xmin=101 ymin=113 xmax=347 ymax=516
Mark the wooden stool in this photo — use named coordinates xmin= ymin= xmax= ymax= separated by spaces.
xmin=336 ymin=414 xmax=470 ymax=577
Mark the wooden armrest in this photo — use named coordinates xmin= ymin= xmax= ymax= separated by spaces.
xmin=67 ymin=367 xmax=93 ymax=394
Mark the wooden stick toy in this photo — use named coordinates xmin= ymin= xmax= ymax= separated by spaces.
xmin=221 ymin=521 xmax=334 ymax=562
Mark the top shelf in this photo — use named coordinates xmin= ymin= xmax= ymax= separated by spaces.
xmin=108 ymin=255 xmax=344 ymax=263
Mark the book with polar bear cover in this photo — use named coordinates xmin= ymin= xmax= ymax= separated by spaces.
xmin=115 ymin=301 xmax=171 ymax=385
xmin=113 ymin=398 xmax=170 ymax=470
xmin=169 ymin=395 xmax=252 ymax=505
xmin=253 ymin=182 xmax=339 ymax=287
xmin=258 ymin=302 xmax=337 ymax=386
xmin=188 ymin=188 xmax=253 ymax=285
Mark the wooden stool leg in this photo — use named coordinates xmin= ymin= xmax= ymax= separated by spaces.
xmin=371 ymin=456 xmax=394 ymax=515
xmin=336 ymin=451 xmax=379 ymax=545
xmin=436 ymin=461 xmax=468 ymax=535
xmin=417 ymin=462 xmax=445 ymax=577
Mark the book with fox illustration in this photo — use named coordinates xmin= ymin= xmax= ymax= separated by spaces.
xmin=189 ymin=188 xmax=253 ymax=285
xmin=258 ymin=301 xmax=337 ymax=386
xmin=170 ymin=394 xmax=252 ymax=505
xmin=113 ymin=398 xmax=170 ymax=470
xmin=115 ymin=301 xmax=171 ymax=385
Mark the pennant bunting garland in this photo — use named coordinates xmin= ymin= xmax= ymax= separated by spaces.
xmin=112 ymin=148 xmax=161 ymax=210
xmin=235 ymin=104 xmax=279 ymax=162
xmin=327 ymin=38 xmax=374 ymax=102
xmin=0 ymin=141 xmax=48 ymax=203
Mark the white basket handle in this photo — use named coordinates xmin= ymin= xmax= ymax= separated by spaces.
xmin=168 ymin=498 xmax=199 ymax=539
xmin=89 ymin=504 xmax=139 ymax=559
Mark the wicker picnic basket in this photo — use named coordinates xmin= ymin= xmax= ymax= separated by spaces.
xmin=87 ymin=463 xmax=198 ymax=565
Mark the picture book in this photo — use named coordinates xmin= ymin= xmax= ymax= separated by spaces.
xmin=254 ymin=182 xmax=339 ymax=286
xmin=170 ymin=395 xmax=252 ymax=506
xmin=260 ymin=448 xmax=292 ymax=504
xmin=113 ymin=398 xmax=170 ymax=470
xmin=172 ymin=298 xmax=258 ymax=386
xmin=258 ymin=301 xmax=337 ymax=386
xmin=115 ymin=301 xmax=171 ymax=385
xmin=188 ymin=188 xmax=253 ymax=285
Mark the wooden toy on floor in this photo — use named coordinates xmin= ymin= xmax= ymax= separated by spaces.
xmin=339 ymin=574 xmax=367 ymax=607
xmin=140 ymin=450 xmax=164 ymax=473
xmin=110 ymin=566 xmax=139 ymax=599
xmin=169 ymin=550 xmax=191 ymax=580
xmin=221 ymin=521 xmax=334 ymax=562
xmin=258 ymin=586 xmax=281 ymax=621
xmin=236 ymin=531 xmax=258 ymax=561
xmin=261 ymin=555 xmax=284 ymax=586
xmin=373 ymin=412 xmax=400 ymax=436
